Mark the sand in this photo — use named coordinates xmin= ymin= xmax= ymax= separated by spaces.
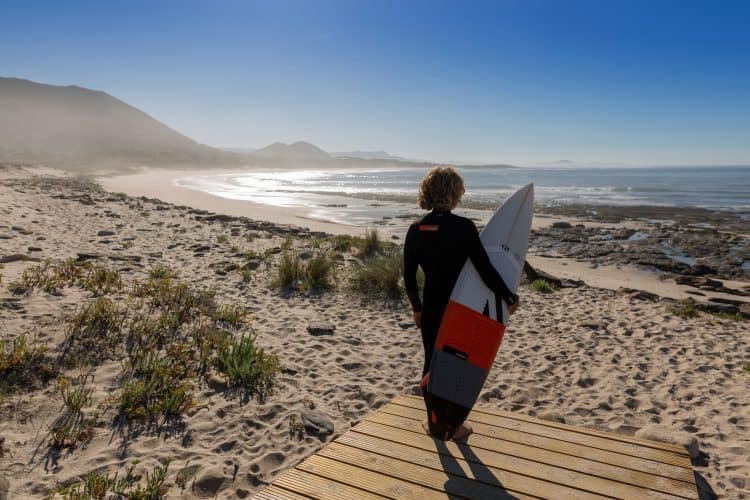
xmin=0 ymin=167 xmax=748 ymax=498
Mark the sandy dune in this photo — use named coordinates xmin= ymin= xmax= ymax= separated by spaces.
xmin=0 ymin=169 xmax=748 ymax=498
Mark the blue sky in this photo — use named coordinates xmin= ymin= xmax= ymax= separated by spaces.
xmin=2 ymin=0 xmax=749 ymax=165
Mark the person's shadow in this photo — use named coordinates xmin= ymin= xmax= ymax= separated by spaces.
xmin=434 ymin=436 xmax=519 ymax=499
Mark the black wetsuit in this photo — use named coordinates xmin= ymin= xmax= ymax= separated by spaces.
xmin=403 ymin=210 xmax=518 ymax=376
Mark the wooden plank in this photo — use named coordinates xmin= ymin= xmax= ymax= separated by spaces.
xmin=378 ymin=401 xmax=694 ymax=484
xmin=253 ymin=484 xmax=312 ymax=499
xmin=354 ymin=419 xmax=687 ymax=499
xmin=392 ymin=396 xmax=691 ymax=466
xmin=317 ymin=441 xmax=543 ymax=500
xmin=396 ymin=395 xmax=688 ymax=456
xmin=297 ymin=454 xmax=458 ymax=499
xmin=272 ymin=468 xmax=387 ymax=500
xmin=335 ymin=430 xmax=607 ymax=500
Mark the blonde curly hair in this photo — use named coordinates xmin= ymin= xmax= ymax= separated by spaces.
xmin=417 ymin=166 xmax=465 ymax=211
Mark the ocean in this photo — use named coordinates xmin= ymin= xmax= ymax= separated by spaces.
xmin=176 ymin=165 xmax=750 ymax=226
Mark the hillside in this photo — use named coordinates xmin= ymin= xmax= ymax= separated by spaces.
xmin=0 ymin=77 xmax=242 ymax=168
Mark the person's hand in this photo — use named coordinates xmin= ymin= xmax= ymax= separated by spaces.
xmin=508 ymin=298 xmax=519 ymax=316
xmin=413 ymin=310 xmax=422 ymax=328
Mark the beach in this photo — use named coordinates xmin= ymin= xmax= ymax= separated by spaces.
xmin=1 ymin=165 xmax=749 ymax=498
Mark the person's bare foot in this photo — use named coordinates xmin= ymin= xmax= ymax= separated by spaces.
xmin=451 ymin=423 xmax=473 ymax=442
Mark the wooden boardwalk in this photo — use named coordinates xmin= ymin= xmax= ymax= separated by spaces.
xmin=254 ymin=395 xmax=697 ymax=499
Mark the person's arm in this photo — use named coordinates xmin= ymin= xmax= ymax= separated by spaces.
xmin=403 ymin=224 xmax=422 ymax=312
xmin=467 ymin=222 xmax=518 ymax=306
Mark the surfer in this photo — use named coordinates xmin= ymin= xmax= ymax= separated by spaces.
xmin=404 ymin=166 xmax=519 ymax=440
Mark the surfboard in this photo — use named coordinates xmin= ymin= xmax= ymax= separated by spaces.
xmin=425 ymin=183 xmax=534 ymax=440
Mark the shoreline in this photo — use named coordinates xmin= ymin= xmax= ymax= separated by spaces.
xmin=100 ymin=167 xmax=750 ymax=304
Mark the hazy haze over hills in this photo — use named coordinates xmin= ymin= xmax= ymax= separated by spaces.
xmin=0 ymin=77 xmax=241 ymax=168
xmin=0 ymin=77 xmax=510 ymax=170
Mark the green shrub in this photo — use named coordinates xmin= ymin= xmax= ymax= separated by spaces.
xmin=118 ymin=345 xmax=194 ymax=419
xmin=217 ymin=333 xmax=281 ymax=396
xmin=0 ymin=333 xmax=56 ymax=394
xmin=50 ymin=373 xmax=95 ymax=448
xmin=53 ymin=459 xmax=172 ymax=499
xmin=305 ymin=254 xmax=333 ymax=289
xmin=357 ymin=228 xmax=382 ymax=258
xmin=148 ymin=263 xmax=177 ymax=280
xmin=64 ymin=298 xmax=124 ymax=363
xmin=330 ymin=234 xmax=363 ymax=252
xmin=669 ymin=299 xmax=699 ymax=318
xmin=350 ymin=251 xmax=403 ymax=299
xmin=20 ymin=260 xmax=63 ymax=293
xmin=80 ymin=263 xmax=122 ymax=296
xmin=212 ymin=304 xmax=247 ymax=329
xmin=275 ymin=251 xmax=303 ymax=289
xmin=216 ymin=234 xmax=228 ymax=244
xmin=531 ymin=279 xmax=555 ymax=293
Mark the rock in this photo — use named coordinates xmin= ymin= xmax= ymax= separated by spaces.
xmin=301 ymin=409 xmax=334 ymax=436
xmin=398 ymin=321 xmax=413 ymax=329
xmin=739 ymin=303 xmax=750 ymax=319
xmin=0 ymin=475 xmax=9 ymax=500
xmin=578 ymin=320 xmax=605 ymax=329
xmin=27 ymin=246 xmax=42 ymax=252
xmin=0 ymin=234 xmax=13 ymax=240
xmin=689 ymin=263 xmax=716 ymax=276
xmin=695 ymin=302 xmax=738 ymax=315
xmin=626 ymin=290 xmax=659 ymax=301
xmin=202 ymin=214 xmax=236 ymax=223
xmin=193 ymin=465 xmax=227 ymax=497
xmin=242 ymin=260 xmax=261 ymax=271
xmin=522 ymin=260 xmax=563 ymax=287
xmin=560 ymin=278 xmax=585 ymax=288
xmin=538 ymin=411 xmax=566 ymax=424
xmin=307 ymin=321 xmax=335 ymax=336
xmin=299 ymin=252 xmax=313 ymax=260
xmin=551 ymin=221 xmax=572 ymax=229
xmin=0 ymin=254 xmax=41 ymax=263
xmin=11 ymin=226 xmax=33 ymax=235
xmin=97 ymin=230 xmax=116 ymax=237
xmin=612 ymin=228 xmax=636 ymax=240
xmin=76 ymin=252 xmax=102 ymax=261
xmin=205 ymin=369 xmax=228 ymax=392
xmin=193 ymin=245 xmax=211 ymax=252
xmin=634 ymin=424 xmax=700 ymax=459
xmin=109 ymin=255 xmax=142 ymax=263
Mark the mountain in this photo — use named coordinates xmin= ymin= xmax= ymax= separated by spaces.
xmin=331 ymin=150 xmax=408 ymax=161
xmin=0 ymin=77 xmax=242 ymax=168
xmin=253 ymin=141 xmax=330 ymax=160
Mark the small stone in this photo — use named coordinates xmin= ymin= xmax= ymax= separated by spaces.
xmin=77 ymin=252 xmax=102 ymax=261
xmin=0 ymin=254 xmax=41 ymax=263
xmin=299 ymin=251 xmax=313 ymax=260
xmin=634 ymin=424 xmax=701 ymax=459
xmin=205 ymin=369 xmax=228 ymax=392
xmin=538 ymin=411 xmax=566 ymax=424
xmin=301 ymin=409 xmax=334 ymax=436
xmin=551 ymin=221 xmax=572 ymax=229
xmin=193 ymin=465 xmax=227 ymax=496
xmin=97 ymin=230 xmax=116 ymax=236
xmin=27 ymin=247 xmax=42 ymax=252
xmin=578 ymin=320 xmax=605 ymax=329
xmin=398 ymin=321 xmax=413 ymax=329
xmin=193 ymin=245 xmax=211 ymax=252
xmin=243 ymin=260 xmax=261 ymax=271
xmin=307 ymin=321 xmax=335 ymax=336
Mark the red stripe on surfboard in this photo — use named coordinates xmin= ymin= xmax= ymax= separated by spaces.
xmin=435 ymin=300 xmax=506 ymax=371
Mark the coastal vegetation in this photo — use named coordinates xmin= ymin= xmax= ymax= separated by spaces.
xmin=531 ymin=278 xmax=555 ymax=293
